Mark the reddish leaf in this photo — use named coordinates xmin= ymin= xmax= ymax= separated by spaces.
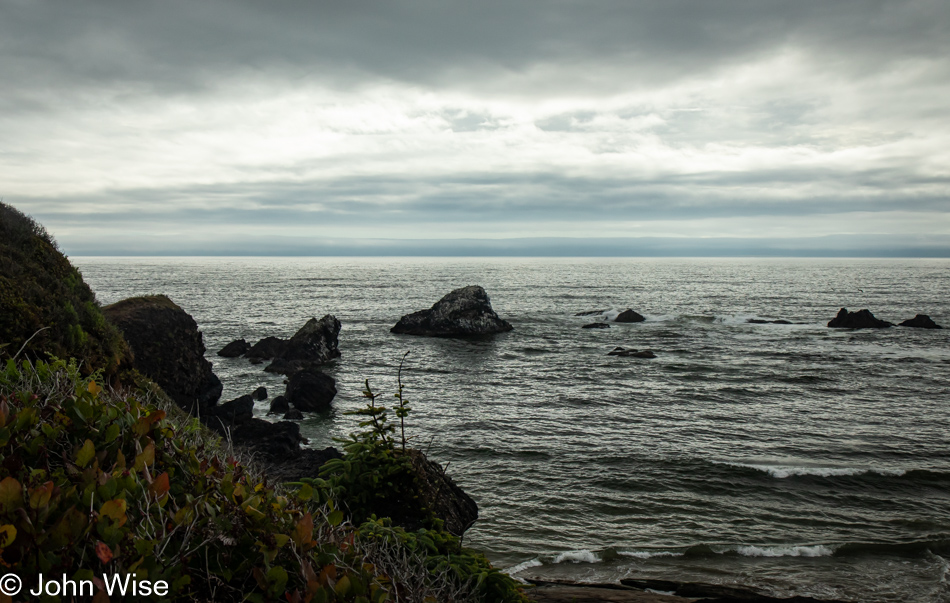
xmin=149 ymin=472 xmax=170 ymax=498
xmin=95 ymin=541 xmax=113 ymax=564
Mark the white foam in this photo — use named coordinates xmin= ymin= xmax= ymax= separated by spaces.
xmin=735 ymin=545 xmax=835 ymax=558
xmin=716 ymin=461 xmax=907 ymax=479
xmin=503 ymin=558 xmax=542 ymax=575
xmin=619 ymin=550 xmax=684 ymax=559
xmin=552 ymin=550 xmax=601 ymax=564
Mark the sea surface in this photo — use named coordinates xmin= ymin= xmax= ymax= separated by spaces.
xmin=75 ymin=257 xmax=950 ymax=603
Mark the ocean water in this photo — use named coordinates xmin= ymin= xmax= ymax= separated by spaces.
xmin=75 ymin=257 xmax=950 ymax=603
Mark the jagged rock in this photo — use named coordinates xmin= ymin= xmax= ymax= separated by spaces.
xmin=103 ymin=295 xmax=221 ymax=415
xmin=898 ymin=314 xmax=942 ymax=329
xmin=211 ymin=395 xmax=254 ymax=424
xmin=268 ymin=395 xmax=289 ymax=415
xmin=391 ymin=286 xmax=513 ymax=337
xmin=827 ymin=308 xmax=892 ymax=329
xmin=607 ymin=347 xmax=656 ymax=358
xmin=252 ymin=386 xmax=268 ymax=400
xmin=582 ymin=322 xmax=610 ymax=329
xmin=283 ymin=408 xmax=304 ymax=421
xmin=265 ymin=315 xmax=341 ymax=374
xmin=407 ymin=449 xmax=479 ymax=537
xmin=748 ymin=318 xmax=792 ymax=324
xmin=615 ymin=309 xmax=645 ymax=323
xmin=285 ymin=369 xmax=337 ymax=412
xmin=217 ymin=338 xmax=250 ymax=357
xmin=260 ymin=447 xmax=343 ymax=483
xmin=574 ymin=309 xmax=608 ymax=316
xmin=246 ymin=336 xmax=288 ymax=360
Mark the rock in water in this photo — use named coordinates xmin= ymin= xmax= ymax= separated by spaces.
xmin=212 ymin=395 xmax=254 ymax=424
xmin=268 ymin=395 xmax=289 ymax=415
xmin=391 ymin=285 xmax=513 ymax=337
xmin=103 ymin=295 xmax=222 ymax=415
xmin=251 ymin=385 xmax=268 ymax=400
xmin=607 ymin=346 xmax=656 ymax=358
xmin=898 ymin=314 xmax=943 ymax=329
xmin=285 ymin=369 xmax=337 ymax=412
xmin=827 ymin=308 xmax=893 ymax=329
xmin=265 ymin=315 xmax=342 ymax=374
xmin=615 ymin=309 xmax=645 ymax=323
xmin=582 ymin=322 xmax=610 ymax=329
xmin=217 ymin=338 xmax=250 ymax=357
xmin=246 ymin=336 xmax=288 ymax=361
xmin=407 ymin=449 xmax=479 ymax=537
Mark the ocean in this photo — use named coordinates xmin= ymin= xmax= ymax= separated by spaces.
xmin=74 ymin=257 xmax=950 ymax=602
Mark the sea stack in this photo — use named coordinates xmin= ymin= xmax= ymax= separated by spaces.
xmin=391 ymin=285 xmax=513 ymax=337
xmin=827 ymin=308 xmax=893 ymax=329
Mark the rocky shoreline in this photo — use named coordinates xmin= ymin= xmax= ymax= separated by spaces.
xmin=524 ymin=579 xmax=849 ymax=603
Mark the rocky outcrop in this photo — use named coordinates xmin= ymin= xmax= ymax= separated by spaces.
xmin=261 ymin=447 xmax=344 ymax=483
xmin=265 ymin=315 xmax=341 ymax=374
xmin=607 ymin=347 xmax=656 ymax=358
xmin=285 ymin=369 xmax=337 ymax=412
xmin=222 ymin=419 xmax=306 ymax=460
xmin=103 ymin=295 xmax=222 ymax=415
xmin=246 ymin=336 xmax=288 ymax=360
xmin=582 ymin=322 xmax=610 ymax=329
xmin=827 ymin=308 xmax=893 ymax=329
xmin=217 ymin=338 xmax=250 ymax=357
xmin=212 ymin=394 xmax=254 ymax=423
xmin=252 ymin=386 xmax=268 ymax=400
xmin=391 ymin=286 xmax=513 ymax=337
xmin=407 ymin=450 xmax=479 ymax=537
xmin=268 ymin=395 xmax=289 ymax=415
xmin=615 ymin=309 xmax=645 ymax=323
xmin=898 ymin=314 xmax=942 ymax=329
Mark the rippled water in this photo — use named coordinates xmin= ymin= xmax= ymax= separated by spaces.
xmin=75 ymin=257 xmax=950 ymax=602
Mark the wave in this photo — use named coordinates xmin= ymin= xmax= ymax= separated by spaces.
xmin=734 ymin=545 xmax=835 ymax=558
xmin=619 ymin=550 xmax=685 ymax=559
xmin=713 ymin=460 xmax=907 ymax=479
xmin=504 ymin=558 xmax=542 ymax=575
xmin=552 ymin=549 xmax=601 ymax=564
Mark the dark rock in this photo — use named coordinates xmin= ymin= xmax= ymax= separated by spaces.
xmin=103 ymin=295 xmax=221 ymax=415
xmin=212 ymin=394 xmax=254 ymax=424
xmin=283 ymin=408 xmax=304 ymax=421
xmin=747 ymin=318 xmax=792 ymax=325
xmin=264 ymin=315 xmax=341 ymax=374
xmin=252 ymin=385 xmax=268 ymax=400
xmin=391 ymin=285 xmax=513 ymax=337
xmin=827 ymin=308 xmax=892 ymax=329
xmin=226 ymin=419 xmax=305 ymax=460
xmin=246 ymin=336 xmax=288 ymax=360
xmin=268 ymin=395 xmax=289 ymax=415
xmin=407 ymin=449 xmax=479 ymax=537
xmin=285 ymin=369 xmax=337 ymax=412
xmin=574 ymin=309 xmax=608 ymax=316
xmin=217 ymin=338 xmax=250 ymax=357
xmin=582 ymin=322 xmax=610 ymax=329
xmin=614 ymin=309 xmax=645 ymax=323
xmin=898 ymin=314 xmax=942 ymax=329
xmin=260 ymin=447 xmax=343 ymax=483
xmin=249 ymin=357 xmax=263 ymax=365
xmin=607 ymin=347 xmax=656 ymax=358
xmin=619 ymin=578 xmax=849 ymax=602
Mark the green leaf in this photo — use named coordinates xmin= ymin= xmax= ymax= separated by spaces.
xmin=76 ymin=439 xmax=96 ymax=468
xmin=327 ymin=510 xmax=345 ymax=527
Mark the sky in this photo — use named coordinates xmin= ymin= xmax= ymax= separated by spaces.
xmin=2 ymin=0 xmax=949 ymax=256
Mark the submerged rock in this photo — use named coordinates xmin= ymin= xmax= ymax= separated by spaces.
xmin=217 ymin=338 xmax=250 ymax=357
xmin=283 ymin=408 xmax=304 ymax=421
xmin=582 ymin=322 xmax=610 ymax=329
xmin=285 ymin=369 xmax=337 ymax=412
xmin=827 ymin=308 xmax=893 ymax=329
xmin=265 ymin=315 xmax=341 ymax=374
xmin=747 ymin=318 xmax=792 ymax=325
xmin=615 ymin=309 xmax=645 ymax=323
xmin=103 ymin=295 xmax=221 ymax=415
xmin=898 ymin=314 xmax=942 ymax=329
xmin=608 ymin=347 xmax=656 ymax=358
xmin=574 ymin=309 xmax=608 ymax=316
xmin=391 ymin=285 xmax=513 ymax=337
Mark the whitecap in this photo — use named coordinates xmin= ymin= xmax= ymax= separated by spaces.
xmin=735 ymin=545 xmax=835 ymax=557
xmin=552 ymin=549 xmax=601 ymax=564
xmin=714 ymin=461 xmax=907 ymax=479
xmin=618 ymin=550 xmax=684 ymax=559
xmin=503 ymin=558 xmax=542 ymax=575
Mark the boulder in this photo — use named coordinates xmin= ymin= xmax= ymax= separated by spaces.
xmin=827 ymin=308 xmax=893 ymax=329
xmin=285 ymin=369 xmax=337 ymax=412
xmin=217 ymin=338 xmax=250 ymax=357
xmin=407 ymin=449 xmax=479 ymax=537
xmin=898 ymin=314 xmax=942 ymax=329
xmin=223 ymin=419 xmax=306 ymax=460
xmin=260 ymin=447 xmax=343 ymax=483
xmin=283 ymin=408 xmax=304 ymax=421
xmin=268 ymin=395 xmax=290 ymax=415
xmin=391 ymin=286 xmax=513 ymax=337
xmin=582 ymin=322 xmax=610 ymax=329
xmin=252 ymin=385 xmax=268 ymax=400
xmin=614 ymin=309 xmax=645 ymax=323
xmin=211 ymin=395 xmax=254 ymax=424
xmin=246 ymin=336 xmax=288 ymax=360
xmin=607 ymin=347 xmax=656 ymax=358
xmin=103 ymin=295 xmax=221 ymax=415
xmin=265 ymin=315 xmax=341 ymax=374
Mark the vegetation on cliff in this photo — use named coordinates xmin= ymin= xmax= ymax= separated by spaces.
xmin=0 ymin=202 xmax=130 ymax=376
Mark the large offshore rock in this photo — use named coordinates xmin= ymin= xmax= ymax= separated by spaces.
xmin=391 ymin=286 xmax=513 ymax=337
xmin=614 ymin=309 xmax=645 ymax=323
xmin=827 ymin=308 xmax=893 ymax=329
xmin=103 ymin=295 xmax=222 ymax=414
xmin=285 ymin=369 xmax=337 ymax=412
xmin=245 ymin=336 xmax=288 ymax=361
xmin=265 ymin=315 xmax=341 ymax=374
xmin=898 ymin=314 xmax=942 ymax=329
xmin=217 ymin=338 xmax=251 ymax=357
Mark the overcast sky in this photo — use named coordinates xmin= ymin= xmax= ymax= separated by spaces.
xmin=2 ymin=0 xmax=949 ymax=255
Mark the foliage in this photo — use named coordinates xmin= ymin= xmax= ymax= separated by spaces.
xmin=0 ymin=357 xmax=387 ymax=602
xmin=0 ymin=202 xmax=130 ymax=376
